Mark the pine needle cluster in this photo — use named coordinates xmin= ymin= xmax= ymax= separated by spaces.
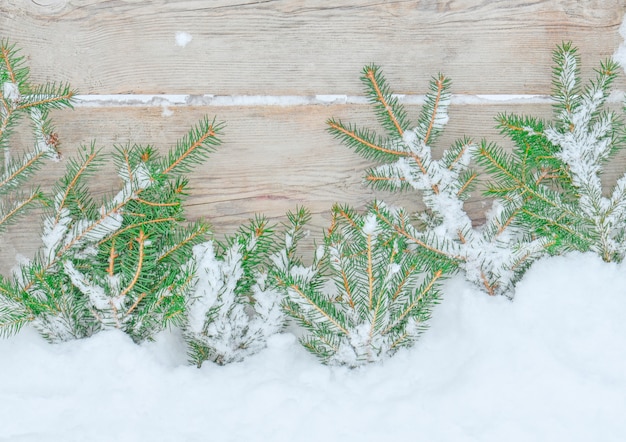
xmin=4 ymin=38 xmax=626 ymax=369
xmin=490 ymin=43 xmax=626 ymax=262
xmin=328 ymin=65 xmax=551 ymax=296
xmin=271 ymin=203 xmax=452 ymax=367
xmin=183 ymin=216 xmax=289 ymax=367
xmin=0 ymin=117 xmax=223 ymax=341
xmin=0 ymin=39 xmax=74 ymax=236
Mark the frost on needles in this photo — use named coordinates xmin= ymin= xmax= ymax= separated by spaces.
xmin=0 ymin=116 xmax=224 ymax=342
xmin=490 ymin=42 xmax=626 ymax=263
xmin=272 ymin=203 xmax=451 ymax=367
xmin=328 ymin=65 xmax=549 ymax=296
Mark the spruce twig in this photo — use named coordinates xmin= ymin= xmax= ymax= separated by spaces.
xmin=0 ymin=40 xmax=75 ymax=336
xmin=183 ymin=215 xmax=292 ymax=367
xmin=329 ymin=65 xmax=550 ymax=296
xmin=493 ymin=42 xmax=626 ymax=262
xmin=0 ymin=117 xmax=224 ymax=341
xmin=272 ymin=202 xmax=451 ymax=366
xmin=0 ymin=40 xmax=75 ymax=236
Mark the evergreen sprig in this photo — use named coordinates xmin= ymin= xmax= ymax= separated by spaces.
xmin=328 ymin=65 xmax=550 ymax=296
xmin=0 ymin=117 xmax=223 ymax=341
xmin=272 ymin=202 xmax=451 ymax=366
xmin=0 ymin=40 xmax=75 ymax=235
xmin=493 ymin=42 xmax=626 ymax=262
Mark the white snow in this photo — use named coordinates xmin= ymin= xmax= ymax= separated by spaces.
xmin=361 ymin=213 xmax=378 ymax=235
xmin=70 ymin=211 xmax=123 ymax=245
xmin=2 ymin=252 xmax=625 ymax=441
xmin=72 ymin=93 xmax=565 ymax=108
xmin=175 ymin=31 xmax=193 ymax=48
xmin=2 ymin=81 xmax=19 ymax=102
xmin=41 ymin=208 xmax=71 ymax=263
xmin=187 ymin=242 xmax=217 ymax=330
xmin=64 ymin=260 xmax=111 ymax=311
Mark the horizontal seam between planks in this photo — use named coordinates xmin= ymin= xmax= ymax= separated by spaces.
xmin=72 ymin=91 xmax=626 ymax=107
xmin=72 ymin=93 xmax=558 ymax=107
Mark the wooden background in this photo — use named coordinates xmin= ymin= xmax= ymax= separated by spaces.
xmin=1 ymin=0 xmax=625 ymax=272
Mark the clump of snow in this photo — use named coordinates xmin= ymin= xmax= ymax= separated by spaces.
xmin=175 ymin=31 xmax=193 ymax=48
xmin=184 ymin=237 xmax=286 ymax=366
xmin=64 ymin=261 xmax=110 ymax=311
xmin=613 ymin=14 xmax=626 ymax=74
xmin=186 ymin=241 xmax=228 ymax=334
xmin=361 ymin=213 xmax=378 ymax=235
xmin=315 ymin=94 xmax=348 ymax=104
xmin=41 ymin=208 xmax=71 ymax=262
xmin=2 ymin=81 xmax=19 ymax=102
xmin=314 ymin=245 xmax=325 ymax=262
xmin=1 ymin=252 xmax=624 ymax=440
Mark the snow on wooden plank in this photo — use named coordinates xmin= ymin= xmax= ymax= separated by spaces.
xmin=1 ymin=0 xmax=624 ymax=95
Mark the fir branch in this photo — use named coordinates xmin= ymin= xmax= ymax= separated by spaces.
xmin=362 ymin=64 xmax=410 ymax=138
xmin=1 ymin=113 xmax=222 ymax=341
xmin=119 ymin=229 xmax=147 ymax=299
xmin=272 ymin=202 xmax=452 ymax=366
xmin=329 ymin=64 xmax=553 ymax=296
xmin=160 ymin=116 xmax=223 ymax=176
xmin=183 ymin=214 xmax=291 ymax=366
xmin=383 ymin=269 xmax=443 ymax=336
xmin=157 ymin=221 xmax=210 ymax=263
xmin=0 ymin=306 xmax=31 ymax=337
xmin=99 ymin=217 xmax=178 ymax=246
xmin=371 ymin=202 xmax=462 ymax=262
xmin=0 ymin=40 xmax=29 ymax=86
xmin=0 ymin=277 xmax=33 ymax=337
xmin=17 ymin=82 xmax=75 ymax=111
xmin=494 ymin=43 xmax=626 ymax=262
xmin=52 ymin=143 xmax=101 ymax=222
xmin=552 ymin=41 xmax=581 ymax=125
xmin=327 ymin=119 xmax=408 ymax=164
xmin=416 ymin=74 xmax=451 ymax=145
xmin=0 ymin=38 xmax=74 ymax=259
xmin=0 ymin=149 xmax=49 ymax=192
xmin=0 ymin=189 xmax=44 ymax=233
xmin=290 ymin=283 xmax=349 ymax=335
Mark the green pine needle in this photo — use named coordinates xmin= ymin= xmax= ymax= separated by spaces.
xmin=273 ymin=202 xmax=450 ymax=366
xmin=159 ymin=116 xmax=224 ymax=177
xmin=361 ymin=64 xmax=411 ymax=138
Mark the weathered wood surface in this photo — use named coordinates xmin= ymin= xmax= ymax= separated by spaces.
xmin=4 ymin=102 xmax=626 ymax=273
xmin=2 ymin=0 xmax=625 ymax=95
xmin=1 ymin=1 xmax=626 ymax=273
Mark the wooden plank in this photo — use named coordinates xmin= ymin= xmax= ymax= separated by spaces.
xmin=1 ymin=0 xmax=624 ymax=95
xmin=4 ymin=101 xmax=626 ymax=273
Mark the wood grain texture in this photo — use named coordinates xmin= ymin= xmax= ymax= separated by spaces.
xmin=2 ymin=0 xmax=626 ymax=274
xmin=1 ymin=0 xmax=624 ymax=95
xmin=4 ymin=102 xmax=626 ymax=273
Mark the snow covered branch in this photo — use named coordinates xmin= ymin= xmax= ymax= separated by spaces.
xmin=271 ymin=203 xmax=452 ymax=366
xmin=329 ymin=65 xmax=550 ymax=296
xmin=493 ymin=42 xmax=626 ymax=263
xmin=183 ymin=215 xmax=288 ymax=367
xmin=0 ymin=116 xmax=223 ymax=342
